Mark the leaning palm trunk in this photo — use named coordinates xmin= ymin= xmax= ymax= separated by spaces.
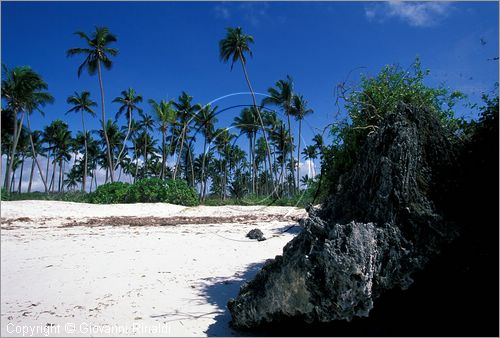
xmin=238 ymin=49 xmax=276 ymax=197
xmin=200 ymin=138 xmax=207 ymax=201
xmin=17 ymin=155 xmax=25 ymax=193
xmin=296 ymin=119 xmax=302 ymax=191
xmin=27 ymin=158 xmax=35 ymax=193
xmin=81 ymin=112 xmax=88 ymax=192
xmin=161 ymin=129 xmax=167 ymax=180
xmin=114 ymin=106 xmax=132 ymax=173
xmin=173 ymin=124 xmax=186 ymax=180
xmin=96 ymin=60 xmax=114 ymax=182
xmin=4 ymin=110 xmax=25 ymax=192
xmin=285 ymin=111 xmax=296 ymax=194
xmin=27 ymin=114 xmax=48 ymax=192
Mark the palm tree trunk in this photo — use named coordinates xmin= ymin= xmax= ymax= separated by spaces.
xmin=82 ymin=112 xmax=88 ymax=192
xmin=200 ymin=138 xmax=207 ymax=201
xmin=285 ymin=111 xmax=296 ymax=194
xmin=28 ymin=158 xmax=35 ymax=193
xmin=143 ymin=139 xmax=148 ymax=178
xmin=161 ymin=129 xmax=167 ymax=180
xmin=133 ymin=143 xmax=139 ymax=183
xmin=50 ymin=159 xmax=57 ymax=193
xmin=296 ymin=119 xmax=302 ymax=191
xmin=238 ymin=50 xmax=276 ymax=197
xmin=5 ymin=110 xmax=25 ymax=192
xmin=115 ymin=106 xmax=132 ymax=172
xmin=17 ymin=155 xmax=25 ymax=193
xmin=96 ymin=60 xmax=114 ymax=182
xmin=58 ymin=159 xmax=63 ymax=193
xmin=173 ymin=124 xmax=186 ymax=180
xmin=27 ymin=114 xmax=48 ymax=192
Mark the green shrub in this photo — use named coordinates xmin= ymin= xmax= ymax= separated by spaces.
xmin=162 ymin=179 xmax=199 ymax=206
xmin=126 ymin=178 xmax=166 ymax=203
xmin=125 ymin=178 xmax=199 ymax=206
xmin=89 ymin=182 xmax=131 ymax=204
xmin=1 ymin=188 xmax=9 ymax=201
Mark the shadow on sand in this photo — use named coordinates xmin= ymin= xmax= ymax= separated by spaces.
xmin=199 ymin=261 xmax=268 ymax=336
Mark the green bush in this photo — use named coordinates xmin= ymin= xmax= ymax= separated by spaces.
xmin=1 ymin=188 xmax=9 ymax=201
xmin=126 ymin=178 xmax=166 ymax=203
xmin=89 ymin=182 xmax=131 ymax=204
xmin=161 ymin=179 xmax=199 ymax=206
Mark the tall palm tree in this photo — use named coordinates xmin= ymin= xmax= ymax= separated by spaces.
xmin=67 ymin=26 xmax=119 ymax=182
xmin=214 ymin=128 xmax=235 ymax=200
xmin=195 ymin=104 xmax=218 ymax=200
xmin=138 ymin=112 xmax=155 ymax=177
xmin=171 ymin=91 xmax=201 ymax=180
xmin=233 ymin=107 xmax=258 ymax=194
xmin=149 ymin=98 xmax=175 ymax=179
xmin=302 ymin=145 xmax=317 ymax=179
xmin=291 ymin=94 xmax=313 ymax=189
xmin=113 ymin=88 xmax=142 ymax=171
xmin=66 ymin=91 xmax=97 ymax=191
xmin=27 ymin=130 xmax=44 ymax=193
xmin=219 ymin=27 xmax=275 ymax=194
xmin=1 ymin=65 xmax=53 ymax=193
xmin=262 ymin=75 xmax=296 ymax=191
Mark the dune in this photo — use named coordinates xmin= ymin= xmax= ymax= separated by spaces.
xmin=0 ymin=201 xmax=306 ymax=337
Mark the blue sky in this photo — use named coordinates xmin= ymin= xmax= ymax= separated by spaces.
xmin=1 ymin=1 xmax=499 ymax=186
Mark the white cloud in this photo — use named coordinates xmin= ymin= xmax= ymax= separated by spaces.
xmin=214 ymin=4 xmax=231 ymax=19
xmin=365 ymin=1 xmax=452 ymax=27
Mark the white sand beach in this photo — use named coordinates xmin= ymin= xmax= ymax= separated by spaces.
xmin=1 ymin=201 xmax=306 ymax=337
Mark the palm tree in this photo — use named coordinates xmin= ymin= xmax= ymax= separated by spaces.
xmin=291 ymin=94 xmax=313 ymax=189
xmin=51 ymin=122 xmax=72 ymax=192
xmin=302 ymin=145 xmax=317 ymax=179
xmin=1 ymin=65 xmax=53 ymax=193
xmin=67 ymin=26 xmax=119 ymax=182
xmin=149 ymin=98 xmax=175 ymax=179
xmin=66 ymin=91 xmax=97 ymax=191
xmin=262 ymin=75 xmax=296 ymax=191
xmin=214 ymin=128 xmax=235 ymax=200
xmin=113 ymin=88 xmax=142 ymax=171
xmin=219 ymin=27 xmax=275 ymax=194
xmin=27 ymin=130 xmax=44 ymax=193
xmin=138 ymin=112 xmax=155 ymax=177
xmin=171 ymin=91 xmax=201 ymax=180
xmin=233 ymin=107 xmax=258 ymax=194
xmin=195 ymin=104 xmax=218 ymax=200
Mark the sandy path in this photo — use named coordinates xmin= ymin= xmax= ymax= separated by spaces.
xmin=1 ymin=201 xmax=306 ymax=337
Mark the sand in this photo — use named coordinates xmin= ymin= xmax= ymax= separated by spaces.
xmin=0 ymin=201 xmax=306 ymax=337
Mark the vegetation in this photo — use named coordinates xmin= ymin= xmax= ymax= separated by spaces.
xmin=1 ymin=26 xmax=495 ymax=210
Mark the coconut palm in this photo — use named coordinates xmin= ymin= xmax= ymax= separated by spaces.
xmin=214 ymin=128 xmax=235 ymax=200
xmin=66 ymin=91 xmax=97 ymax=191
xmin=262 ymin=75 xmax=296 ymax=190
xmin=138 ymin=112 xmax=155 ymax=177
xmin=1 ymin=65 xmax=53 ymax=193
xmin=233 ymin=107 xmax=259 ymax=194
xmin=27 ymin=130 xmax=44 ymax=193
xmin=219 ymin=27 xmax=275 ymax=193
xmin=171 ymin=91 xmax=201 ymax=180
xmin=291 ymin=94 xmax=313 ymax=188
xmin=149 ymin=98 xmax=175 ymax=179
xmin=195 ymin=104 xmax=218 ymax=200
xmin=302 ymin=145 xmax=317 ymax=179
xmin=67 ymin=26 xmax=119 ymax=182
xmin=113 ymin=88 xmax=143 ymax=171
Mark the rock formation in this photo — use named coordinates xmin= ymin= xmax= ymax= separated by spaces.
xmin=228 ymin=104 xmax=462 ymax=329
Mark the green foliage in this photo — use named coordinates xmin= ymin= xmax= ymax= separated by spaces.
xmin=1 ymin=188 xmax=10 ymax=201
xmin=161 ymin=179 xmax=199 ymax=207
xmin=89 ymin=182 xmax=131 ymax=204
xmin=88 ymin=179 xmax=199 ymax=206
xmin=320 ymin=58 xmax=467 ymax=197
